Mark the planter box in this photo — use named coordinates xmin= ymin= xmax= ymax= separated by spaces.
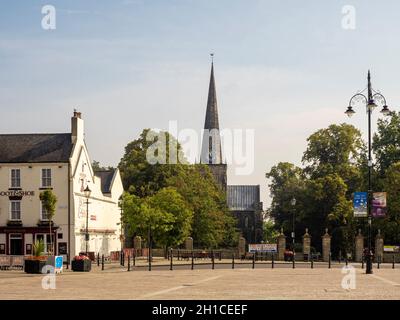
xmin=24 ymin=259 xmax=47 ymax=274
xmin=72 ymin=259 xmax=91 ymax=272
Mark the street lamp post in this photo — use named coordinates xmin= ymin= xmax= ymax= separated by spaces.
xmin=84 ymin=185 xmax=92 ymax=256
xmin=291 ymin=197 xmax=296 ymax=255
xmin=345 ymin=70 xmax=390 ymax=275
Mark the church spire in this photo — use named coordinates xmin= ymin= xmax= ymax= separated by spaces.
xmin=201 ymin=54 xmax=223 ymax=164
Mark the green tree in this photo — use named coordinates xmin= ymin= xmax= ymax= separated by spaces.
xmin=122 ymin=187 xmax=192 ymax=249
xmin=39 ymin=189 xmax=57 ymax=255
xmin=262 ymin=219 xmax=279 ymax=243
xmin=373 ymin=111 xmax=400 ymax=175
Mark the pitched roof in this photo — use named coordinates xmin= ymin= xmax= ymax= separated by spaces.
xmin=94 ymin=169 xmax=116 ymax=194
xmin=0 ymin=133 xmax=73 ymax=163
xmin=227 ymin=185 xmax=261 ymax=211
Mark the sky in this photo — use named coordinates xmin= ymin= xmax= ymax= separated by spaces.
xmin=1 ymin=0 xmax=400 ymax=206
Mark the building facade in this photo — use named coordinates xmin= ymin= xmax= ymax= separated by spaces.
xmin=0 ymin=112 xmax=123 ymax=262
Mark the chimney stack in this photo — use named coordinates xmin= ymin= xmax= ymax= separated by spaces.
xmin=71 ymin=110 xmax=84 ymax=143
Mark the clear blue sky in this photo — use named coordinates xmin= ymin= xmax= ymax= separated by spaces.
xmin=1 ymin=0 xmax=400 ymax=204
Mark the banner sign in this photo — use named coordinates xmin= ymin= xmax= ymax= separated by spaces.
xmin=248 ymin=243 xmax=277 ymax=253
xmin=353 ymin=192 xmax=368 ymax=217
xmin=372 ymin=192 xmax=387 ymax=218
xmin=384 ymin=246 xmax=399 ymax=253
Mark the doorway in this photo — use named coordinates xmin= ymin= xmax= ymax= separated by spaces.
xmin=9 ymin=234 xmax=23 ymax=255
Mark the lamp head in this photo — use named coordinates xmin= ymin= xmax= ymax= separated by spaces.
xmin=381 ymin=105 xmax=390 ymax=116
xmin=345 ymin=106 xmax=356 ymax=118
xmin=367 ymin=99 xmax=377 ymax=112
xmin=84 ymin=185 xmax=91 ymax=198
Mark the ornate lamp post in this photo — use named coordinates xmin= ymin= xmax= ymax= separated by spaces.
xmin=291 ymin=197 xmax=296 ymax=254
xmin=345 ymin=70 xmax=390 ymax=274
xmin=84 ymin=185 xmax=92 ymax=255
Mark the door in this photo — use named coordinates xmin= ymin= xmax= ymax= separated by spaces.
xmin=9 ymin=234 xmax=23 ymax=255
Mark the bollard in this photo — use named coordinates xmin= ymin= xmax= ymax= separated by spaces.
xmin=377 ymin=255 xmax=380 ymax=269
xmin=101 ymin=254 xmax=104 ymax=271
xmin=362 ymin=256 xmax=364 ymax=269
xmin=127 ymin=255 xmax=130 ymax=272
xmin=393 ymin=255 xmax=395 ymax=269
xmin=148 ymin=251 xmax=152 ymax=271
xmin=339 ymin=251 xmax=342 ymax=264
xmin=122 ymin=251 xmax=125 ymax=267
xmin=170 ymin=249 xmax=173 ymax=271
xmin=271 ymin=253 xmax=274 ymax=269
xmin=252 ymin=252 xmax=256 ymax=269
xmin=120 ymin=250 xmax=123 ymax=266
xmin=219 ymin=251 xmax=222 ymax=261
xmin=311 ymin=255 xmax=314 ymax=269
xmin=191 ymin=251 xmax=194 ymax=270
xmin=66 ymin=254 xmax=69 ymax=270
xmin=97 ymin=253 xmax=100 ymax=267
xmin=212 ymin=250 xmax=215 ymax=270
xmin=232 ymin=252 xmax=235 ymax=269
xmin=345 ymin=257 xmax=348 ymax=267
xmin=177 ymin=249 xmax=180 ymax=261
xmin=292 ymin=253 xmax=295 ymax=269
xmin=328 ymin=252 xmax=331 ymax=269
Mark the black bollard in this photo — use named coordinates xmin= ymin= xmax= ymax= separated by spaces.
xmin=122 ymin=251 xmax=125 ymax=267
xmin=328 ymin=252 xmax=331 ymax=269
xmin=219 ymin=251 xmax=222 ymax=261
xmin=133 ymin=252 xmax=136 ymax=267
xmin=232 ymin=252 xmax=235 ymax=269
xmin=120 ymin=250 xmax=123 ymax=266
xmin=271 ymin=253 xmax=274 ymax=269
xmin=393 ymin=255 xmax=395 ymax=269
xmin=170 ymin=249 xmax=173 ymax=271
xmin=148 ymin=251 xmax=152 ymax=271
xmin=345 ymin=257 xmax=348 ymax=267
xmin=97 ymin=253 xmax=100 ymax=267
xmin=252 ymin=252 xmax=256 ymax=269
xmin=191 ymin=251 xmax=194 ymax=270
xmin=377 ymin=255 xmax=380 ymax=269
xmin=101 ymin=254 xmax=104 ymax=271
xmin=177 ymin=249 xmax=180 ymax=261
xmin=127 ymin=255 xmax=130 ymax=272
xmin=311 ymin=255 xmax=314 ymax=269
xmin=212 ymin=250 xmax=215 ymax=270
xmin=362 ymin=256 xmax=364 ymax=269
xmin=292 ymin=253 xmax=295 ymax=269
xmin=339 ymin=250 xmax=342 ymax=264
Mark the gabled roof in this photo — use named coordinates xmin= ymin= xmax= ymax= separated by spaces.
xmin=227 ymin=185 xmax=261 ymax=211
xmin=0 ymin=133 xmax=73 ymax=163
xmin=94 ymin=169 xmax=116 ymax=194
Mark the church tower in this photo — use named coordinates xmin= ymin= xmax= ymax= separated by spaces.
xmin=200 ymin=56 xmax=227 ymax=192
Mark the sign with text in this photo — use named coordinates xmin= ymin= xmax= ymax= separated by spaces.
xmin=372 ymin=192 xmax=387 ymax=218
xmin=0 ymin=190 xmax=34 ymax=197
xmin=248 ymin=243 xmax=277 ymax=253
xmin=353 ymin=192 xmax=367 ymax=217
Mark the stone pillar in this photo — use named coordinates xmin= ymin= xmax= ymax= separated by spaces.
xmin=185 ymin=237 xmax=193 ymax=251
xmin=302 ymin=228 xmax=311 ymax=260
xmin=375 ymin=229 xmax=384 ymax=262
xmin=238 ymin=236 xmax=246 ymax=258
xmin=277 ymin=228 xmax=286 ymax=261
xmin=322 ymin=228 xmax=331 ymax=262
xmin=133 ymin=236 xmax=142 ymax=250
xmin=355 ymin=229 xmax=364 ymax=262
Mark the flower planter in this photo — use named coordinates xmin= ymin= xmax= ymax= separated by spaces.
xmin=72 ymin=259 xmax=91 ymax=272
xmin=24 ymin=259 xmax=47 ymax=274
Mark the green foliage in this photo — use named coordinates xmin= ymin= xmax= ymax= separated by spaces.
xmin=119 ymin=129 xmax=238 ymax=249
xmin=122 ymin=187 xmax=192 ymax=248
xmin=262 ymin=219 xmax=279 ymax=243
xmin=33 ymin=239 xmax=45 ymax=257
xmin=39 ymin=190 xmax=57 ymax=221
xmin=92 ymin=160 xmax=114 ymax=171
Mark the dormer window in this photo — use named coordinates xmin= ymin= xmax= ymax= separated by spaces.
xmin=41 ymin=169 xmax=52 ymax=188
xmin=10 ymin=169 xmax=21 ymax=188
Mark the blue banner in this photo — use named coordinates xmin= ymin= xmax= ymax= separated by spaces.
xmin=354 ymin=192 xmax=368 ymax=218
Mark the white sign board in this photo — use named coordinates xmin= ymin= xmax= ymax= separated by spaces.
xmin=248 ymin=243 xmax=277 ymax=253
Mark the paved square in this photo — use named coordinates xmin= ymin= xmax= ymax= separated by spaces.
xmin=1 ymin=262 xmax=400 ymax=300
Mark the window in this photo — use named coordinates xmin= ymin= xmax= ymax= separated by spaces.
xmin=40 ymin=202 xmax=49 ymax=221
xmin=41 ymin=169 xmax=52 ymax=187
xmin=10 ymin=201 xmax=21 ymax=220
xmin=10 ymin=169 xmax=21 ymax=188
xmin=35 ymin=234 xmax=55 ymax=254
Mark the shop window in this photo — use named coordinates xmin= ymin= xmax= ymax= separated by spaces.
xmin=10 ymin=169 xmax=21 ymax=188
xmin=41 ymin=169 xmax=52 ymax=188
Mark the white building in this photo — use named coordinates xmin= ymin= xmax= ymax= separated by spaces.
xmin=0 ymin=111 xmax=123 ymax=262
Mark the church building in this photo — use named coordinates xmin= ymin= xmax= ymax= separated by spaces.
xmin=200 ymin=59 xmax=263 ymax=244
